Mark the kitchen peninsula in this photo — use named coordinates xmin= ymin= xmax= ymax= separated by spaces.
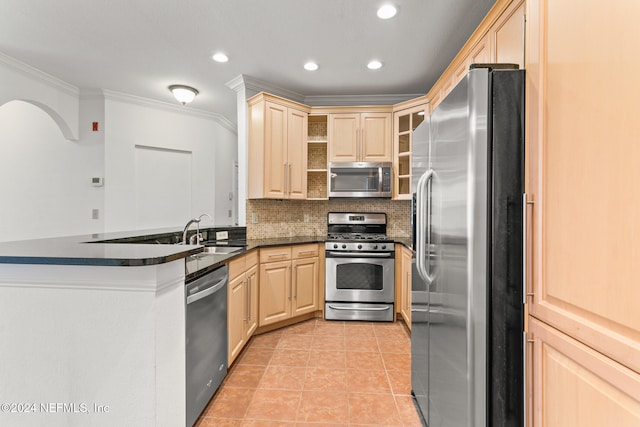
xmin=0 ymin=227 xmax=324 ymax=427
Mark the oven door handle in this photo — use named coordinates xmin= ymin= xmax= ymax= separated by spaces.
xmin=328 ymin=304 xmax=392 ymax=312
xmin=326 ymin=251 xmax=393 ymax=258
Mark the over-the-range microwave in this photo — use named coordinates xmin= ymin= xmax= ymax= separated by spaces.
xmin=329 ymin=162 xmax=392 ymax=198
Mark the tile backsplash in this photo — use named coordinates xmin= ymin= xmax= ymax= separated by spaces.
xmin=246 ymin=199 xmax=412 ymax=239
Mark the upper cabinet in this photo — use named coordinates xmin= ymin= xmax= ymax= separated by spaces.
xmin=392 ymin=100 xmax=428 ymax=199
xmin=328 ymin=112 xmax=392 ymax=162
xmin=491 ymin=0 xmax=525 ymax=68
xmin=307 ymin=114 xmax=329 ymax=200
xmin=248 ymin=93 xmax=310 ymax=199
xmin=426 ymin=0 xmax=525 ymax=111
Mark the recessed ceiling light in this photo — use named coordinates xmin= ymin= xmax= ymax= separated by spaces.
xmin=212 ymin=53 xmax=229 ymax=63
xmin=304 ymin=62 xmax=319 ymax=71
xmin=377 ymin=4 xmax=397 ymax=19
xmin=367 ymin=60 xmax=383 ymax=70
xmin=417 ymin=111 xmax=425 ymax=116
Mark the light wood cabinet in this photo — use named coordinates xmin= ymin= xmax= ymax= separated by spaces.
xmin=227 ymin=250 xmax=259 ymax=365
xmin=392 ymin=102 xmax=427 ymax=199
xmin=292 ymin=256 xmax=319 ymax=316
xmin=525 ymin=0 xmax=640 ymax=423
xmin=395 ymin=244 xmax=413 ymax=328
xmin=248 ymin=93 xmax=310 ymax=199
xmin=307 ymin=115 xmax=329 ymax=199
xmin=328 ymin=112 xmax=392 ymax=162
xmin=259 ymin=244 xmax=320 ymax=327
xmin=491 ymin=0 xmax=525 ymax=68
xmin=528 ymin=318 xmax=640 ymax=427
xmin=425 ymin=0 xmax=522 ymax=112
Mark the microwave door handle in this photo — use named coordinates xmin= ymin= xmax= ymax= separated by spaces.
xmin=378 ymin=166 xmax=383 ymax=193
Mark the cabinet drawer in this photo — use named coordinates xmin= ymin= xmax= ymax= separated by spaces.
xmin=260 ymin=246 xmax=292 ymax=263
xmin=292 ymin=244 xmax=319 ymax=259
xmin=245 ymin=249 xmax=258 ymax=269
xmin=228 ymin=255 xmax=246 ymax=280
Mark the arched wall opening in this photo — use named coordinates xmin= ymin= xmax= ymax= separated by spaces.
xmin=0 ymin=100 xmax=102 ymax=241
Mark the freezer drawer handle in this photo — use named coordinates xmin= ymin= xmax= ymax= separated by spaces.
xmin=328 ymin=304 xmax=391 ymax=312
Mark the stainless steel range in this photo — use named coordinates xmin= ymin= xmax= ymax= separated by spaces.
xmin=325 ymin=212 xmax=395 ymax=322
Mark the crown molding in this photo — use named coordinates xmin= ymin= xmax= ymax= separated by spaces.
xmin=226 ymin=74 xmax=306 ymax=104
xmin=84 ymin=89 xmax=237 ymax=135
xmin=304 ymin=93 xmax=424 ymax=106
xmin=0 ymin=51 xmax=79 ymax=97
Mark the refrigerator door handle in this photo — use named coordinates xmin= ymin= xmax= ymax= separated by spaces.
xmin=416 ymin=169 xmax=435 ymax=284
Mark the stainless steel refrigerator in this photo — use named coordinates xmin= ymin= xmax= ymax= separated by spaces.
xmin=411 ymin=66 xmax=525 ymax=426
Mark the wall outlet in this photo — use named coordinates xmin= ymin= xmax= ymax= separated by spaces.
xmin=251 ymin=213 xmax=259 ymax=224
xmin=216 ymin=231 xmax=229 ymax=240
xmin=304 ymin=214 xmax=310 ymax=223
xmin=92 ymin=208 xmax=99 ymax=220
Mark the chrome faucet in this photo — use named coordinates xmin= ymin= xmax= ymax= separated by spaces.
xmin=182 ymin=213 xmax=212 ymax=244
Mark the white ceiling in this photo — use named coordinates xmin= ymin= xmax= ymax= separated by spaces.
xmin=0 ymin=0 xmax=494 ymax=127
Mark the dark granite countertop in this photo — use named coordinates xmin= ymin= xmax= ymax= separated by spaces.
xmin=0 ymin=229 xmax=411 ymax=269
xmin=0 ymin=226 xmax=243 ymax=267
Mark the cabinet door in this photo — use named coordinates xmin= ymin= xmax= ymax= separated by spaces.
xmin=291 ymin=257 xmax=319 ymax=316
xmin=245 ymin=264 xmax=259 ymax=339
xmin=469 ymin=32 xmax=492 ymax=65
xmin=264 ymin=101 xmax=288 ymax=198
xmin=491 ymin=0 xmax=525 ymax=68
xmin=361 ymin=113 xmax=392 ymax=162
xmin=393 ymin=104 xmax=427 ymax=199
xmin=529 ymin=318 xmax=640 ymax=427
xmin=259 ymin=260 xmax=292 ymax=326
xmin=329 ymin=113 xmax=359 ymax=162
xmin=287 ymin=108 xmax=308 ymax=200
xmin=228 ymin=273 xmax=246 ymax=365
xmin=526 ymin=0 xmax=640 ymax=374
xmin=400 ymin=247 xmax=412 ymax=328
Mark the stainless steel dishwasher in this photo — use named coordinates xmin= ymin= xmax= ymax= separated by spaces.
xmin=186 ymin=264 xmax=228 ymax=427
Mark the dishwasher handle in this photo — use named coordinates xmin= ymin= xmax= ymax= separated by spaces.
xmin=187 ymin=276 xmax=227 ymax=305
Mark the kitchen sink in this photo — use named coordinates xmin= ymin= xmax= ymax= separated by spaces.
xmin=200 ymin=246 xmax=243 ymax=255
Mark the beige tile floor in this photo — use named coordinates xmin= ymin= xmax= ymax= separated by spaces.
xmin=195 ymin=318 xmax=423 ymax=426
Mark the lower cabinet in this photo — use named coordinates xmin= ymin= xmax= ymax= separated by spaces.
xmin=259 ymin=244 xmax=319 ymax=327
xmin=395 ymin=244 xmax=412 ymax=328
xmin=227 ymin=250 xmax=259 ymax=366
xmin=528 ymin=317 xmax=640 ymax=426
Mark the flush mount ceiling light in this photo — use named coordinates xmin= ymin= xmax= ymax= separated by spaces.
xmin=304 ymin=62 xmax=319 ymax=71
xmin=367 ymin=60 xmax=383 ymax=70
xmin=212 ymin=53 xmax=229 ymax=63
xmin=377 ymin=4 xmax=397 ymax=19
xmin=169 ymin=85 xmax=199 ymax=105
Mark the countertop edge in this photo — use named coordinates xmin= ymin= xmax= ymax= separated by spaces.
xmin=0 ymin=234 xmax=412 ymax=267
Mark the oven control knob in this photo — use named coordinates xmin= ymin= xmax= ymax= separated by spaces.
xmin=381 ymin=245 xmax=387 ymax=250
xmin=357 ymin=244 xmax=362 ymax=249
xmin=373 ymin=244 xmax=378 ymax=250
xmin=333 ymin=244 xmax=338 ymax=249
xmin=342 ymin=244 xmax=347 ymax=249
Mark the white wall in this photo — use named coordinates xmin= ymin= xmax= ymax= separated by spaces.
xmin=103 ymin=95 xmax=237 ymax=232
xmin=0 ymin=101 xmax=103 ymax=241
xmin=0 ymin=54 xmax=238 ymax=241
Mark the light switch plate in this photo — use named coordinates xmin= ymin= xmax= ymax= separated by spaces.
xmin=216 ymin=231 xmax=229 ymax=240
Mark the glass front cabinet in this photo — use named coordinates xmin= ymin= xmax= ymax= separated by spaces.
xmin=393 ymin=102 xmax=428 ymax=199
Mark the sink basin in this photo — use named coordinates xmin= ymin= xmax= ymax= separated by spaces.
xmin=200 ymin=246 xmax=243 ymax=255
